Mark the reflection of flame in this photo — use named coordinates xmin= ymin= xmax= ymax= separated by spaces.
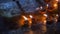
xmin=36 ymin=7 xmax=40 ymax=10
xmin=44 ymin=20 xmax=47 ymax=25
xmin=29 ymin=15 xmax=33 ymax=18
xmin=22 ymin=16 xmax=28 ymax=20
xmin=40 ymin=6 xmax=42 ymax=9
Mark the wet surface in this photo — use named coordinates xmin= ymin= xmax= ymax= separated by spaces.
xmin=1 ymin=22 xmax=60 ymax=34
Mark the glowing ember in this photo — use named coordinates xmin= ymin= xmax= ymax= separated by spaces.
xmin=22 ymin=16 xmax=28 ymax=20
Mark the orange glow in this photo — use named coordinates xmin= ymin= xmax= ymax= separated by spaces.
xmin=29 ymin=15 xmax=33 ymax=18
xmin=28 ymin=18 xmax=32 ymax=24
xmin=40 ymin=12 xmax=46 ymax=14
xmin=47 ymin=4 xmax=48 ymax=7
xmin=56 ymin=0 xmax=58 ymax=2
xmin=43 ymin=14 xmax=47 ymax=17
xmin=54 ymin=3 xmax=57 ymax=8
xmin=22 ymin=16 xmax=28 ymax=20
xmin=44 ymin=20 xmax=47 ymax=25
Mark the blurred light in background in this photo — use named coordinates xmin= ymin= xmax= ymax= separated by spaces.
xmin=54 ymin=4 xmax=57 ymax=7
xmin=40 ymin=6 xmax=43 ymax=10
xmin=56 ymin=14 xmax=58 ymax=17
xmin=36 ymin=7 xmax=40 ymax=10
xmin=47 ymin=4 xmax=48 ymax=7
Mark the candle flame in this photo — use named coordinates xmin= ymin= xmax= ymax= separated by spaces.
xmin=22 ymin=16 xmax=28 ymax=20
xmin=29 ymin=15 xmax=33 ymax=18
xmin=43 ymin=14 xmax=47 ymax=17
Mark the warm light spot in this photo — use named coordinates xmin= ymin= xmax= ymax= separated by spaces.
xmin=54 ymin=4 xmax=57 ymax=8
xmin=56 ymin=14 xmax=58 ymax=17
xmin=56 ymin=0 xmax=58 ymax=2
xmin=47 ymin=4 xmax=48 ymax=7
xmin=43 ymin=14 xmax=47 ymax=17
xmin=40 ymin=6 xmax=43 ymax=9
xmin=22 ymin=16 xmax=28 ymax=20
xmin=29 ymin=15 xmax=33 ymax=18
xmin=29 ymin=21 xmax=32 ymax=24
xmin=54 ymin=18 xmax=58 ymax=23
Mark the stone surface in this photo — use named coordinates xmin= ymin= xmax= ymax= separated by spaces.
xmin=0 ymin=2 xmax=21 ymax=17
xmin=19 ymin=0 xmax=39 ymax=13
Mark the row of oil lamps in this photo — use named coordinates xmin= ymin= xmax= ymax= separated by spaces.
xmin=22 ymin=14 xmax=58 ymax=25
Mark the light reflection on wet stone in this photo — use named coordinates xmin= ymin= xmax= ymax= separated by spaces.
xmin=1 ymin=24 xmax=47 ymax=34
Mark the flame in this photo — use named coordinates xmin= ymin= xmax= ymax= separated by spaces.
xmin=43 ymin=14 xmax=47 ymax=17
xmin=22 ymin=16 xmax=28 ymax=20
xmin=54 ymin=3 xmax=57 ymax=8
xmin=47 ymin=4 xmax=48 ymax=7
xmin=29 ymin=15 xmax=33 ymax=18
